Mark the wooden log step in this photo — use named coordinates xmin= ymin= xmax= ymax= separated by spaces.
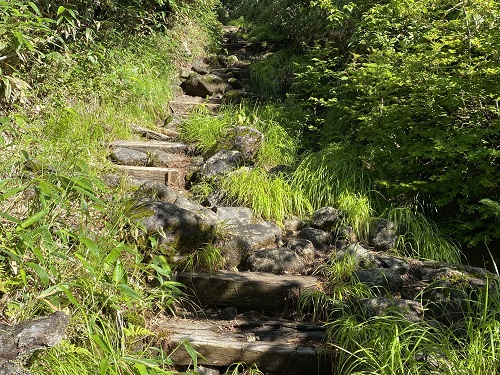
xmin=115 ymin=165 xmax=184 ymax=186
xmin=110 ymin=140 xmax=188 ymax=154
xmin=159 ymin=318 xmax=331 ymax=374
xmin=177 ymin=271 xmax=319 ymax=311
xmin=223 ymin=26 xmax=240 ymax=33
xmin=169 ymin=100 xmax=221 ymax=117
xmin=131 ymin=125 xmax=179 ymax=141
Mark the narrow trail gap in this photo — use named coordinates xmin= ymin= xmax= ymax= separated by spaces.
xmin=108 ymin=26 xmax=331 ymax=375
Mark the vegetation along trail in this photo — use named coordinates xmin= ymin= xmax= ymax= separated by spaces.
xmin=1 ymin=1 xmax=500 ymax=374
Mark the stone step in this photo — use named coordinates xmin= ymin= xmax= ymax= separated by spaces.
xmin=131 ymin=125 xmax=179 ymax=141
xmin=221 ymin=51 xmax=256 ymax=58
xmin=169 ymin=99 xmax=221 ymax=117
xmin=177 ymin=271 xmax=318 ymax=311
xmin=158 ymin=318 xmax=331 ymax=374
xmin=110 ymin=140 xmax=188 ymax=154
xmin=115 ymin=165 xmax=184 ymax=187
xmin=222 ymin=26 xmax=240 ymax=33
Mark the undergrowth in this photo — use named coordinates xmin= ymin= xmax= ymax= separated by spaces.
xmin=1 ymin=1 xmax=222 ymax=374
xmin=328 ymin=280 xmax=500 ymax=375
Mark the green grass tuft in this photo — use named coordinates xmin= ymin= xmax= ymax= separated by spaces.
xmin=385 ymin=207 xmax=461 ymax=263
xmin=220 ymin=167 xmax=312 ymax=224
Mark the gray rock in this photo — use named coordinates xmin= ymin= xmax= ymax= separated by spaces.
xmin=246 ymin=248 xmax=305 ymax=274
xmin=298 ymin=227 xmax=333 ymax=252
xmin=370 ymin=219 xmax=398 ymax=251
xmin=0 ymin=312 xmax=69 ymax=375
xmin=374 ymin=254 xmax=411 ymax=275
xmin=420 ymin=280 xmax=471 ymax=324
xmin=211 ymin=206 xmax=253 ymax=226
xmin=192 ymin=62 xmax=209 ymax=75
xmin=356 ymin=268 xmax=404 ymax=294
xmin=414 ymin=261 xmax=490 ymax=284
xmin=197 ymin=365 xmax=220 ymax=375
xmin=0 ymin=362 xmax=32 ymax=375
xmin=311 ymin=207 xmax=341 ymax=231
xmin=284 ymin=217 xmax=306 ymax=233
xmin=226 ymin=55 xmax=239 ymax=66
xmin=337 ymin=243 xmax=374 ymax=266
xmin=203 ymin=189 xmax=227 ymax=207
xmin=139 ymin=200 xmax=217 ymax=253
xmin=110 ymin=147 xmax=148 ymax=166
xmin=220 ymin=222 xmax=281 ymax=268
xmin=217 ymin=126 xmax=264 ymax=161
xmin=164 ymin=114 xmax=183 ymax=130
xmin=150 ymin=149 xmax=186 ymax=167
xmin=134 ymin=181 xmax=178 ymax=203
xmin=223 ymin=89 xmax=250 ymax=104
xmin=181 ymin=73 xmax=228 ymax=97
xmin=235 ymin=60 xmax=251 ymax=68
xmin=358 ymin=298 xmax=424 ymax=322
xmin=227 ymin=77 xmax=244 ymax=89
xmin=173 ymin=195 xmax=208 ymax=212
xmin=285 ymin=237 xmax=315 ymax=261
xmin=199 ymin=150 xmax=245 ymax=179
xmin=412 ymin=261 xmax=499 ymax=323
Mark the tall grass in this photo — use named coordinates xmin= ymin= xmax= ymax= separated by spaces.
xmin=0 ymin=3 xmax=221 ymax=373
xmin=385 ymin=207 xmax=461 ymax=263
xmin=291 ymin=143 xmax=372 ymax=209
xmin=327 ymin=279 xmax=500 ymax=375
xmin=181 ymin=103 xmax=299 ymax=167
xmin=220 ymin=167 xmax=312 ymax=224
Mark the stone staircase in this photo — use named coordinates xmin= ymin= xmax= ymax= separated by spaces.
xmin=107 ymin=26 xmax=331 ymax=374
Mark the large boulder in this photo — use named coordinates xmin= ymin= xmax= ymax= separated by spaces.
xmin=217 ymin=126 xmax=264 ymax=161
xmin=134 ymin=181 xmax=178 ymax=203
xmin=374 ymin=253 xmax=411 ymax=275
xmin=299 ymin=227 xmax=333 ymax=252
xmin=211 ymin=206 xmax=253 ymax=227
xmin=219 ymin=221 xmax=281 ymax=268
xmin=370 ymin=219 xmax=398 ymax=251
xmin=181 ymin=73 xmax=228 ymax=97
xmin=336 ymin=243 xmax=374 ymax=266
xmin=356 ymin=268 xmax=404 ymax=294
xmin=412 ymin=261 xmax=498 ymax=323
xmin=357 ymin=298 xmax=424 ymax=322
xmin=311 ymin=207 xmax=341 ymax=231
xmin=245 ymin=248 xmax=305 ymax=274
xmin=285 ymin=237 xmax=315 ymax=262
xmin=139 ymin=199 xmax=217 ymax=253
xmin=199 ymin=150 xmax=245 ymax=179
xmin=0 ymin=312 xmax=69 ymax=375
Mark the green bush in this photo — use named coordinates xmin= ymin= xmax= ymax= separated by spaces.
xmin=267 ymin=0 xmax=500 ymax=245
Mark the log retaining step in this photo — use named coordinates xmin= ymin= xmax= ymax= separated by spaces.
xmin=158 ymin=318 xmax=331 ymax=374
xmin=115 ymin=165 xmax=184 ymax=186
xmin=177 ymin=271 xmax=319 ymax=311
xmin=110 ymin=140 xmax=188 ymax=154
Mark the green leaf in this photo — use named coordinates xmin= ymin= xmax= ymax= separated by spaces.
xmin=57 ymin=6 xmax=66 ymax=15
xmin=2 ymin=77 xmax=11 ymax=100
xmin=17 ymin=209 xmax=48 ymax=230
xmin=27 ymin=2 xmax=41 ymax=15
xmin=75 ymin=253 xmax=97 ymax=279
xmin=26 ymin=262 xmax=50 ymax=286
xmin=99 ymin=358 xmax=109 ymax=375
xmin=112 ymin=260 xmax=126 ymax=285
xmin=81 ymin=237 xmax=100 ymax=257
xmin=0 ymin=187 xmax=24 ymax=201
xmin=117 ymin=284 xmax=141 ymax=300
xmin=105 ymin=246 xmax=123 ymax=264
